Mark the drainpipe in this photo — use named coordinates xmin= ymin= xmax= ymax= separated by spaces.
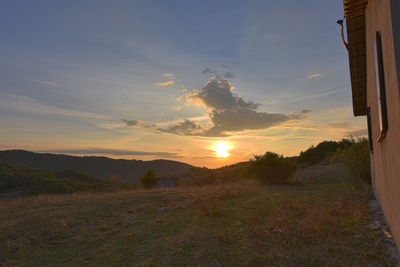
xmin=337 ymin=19 xmax=348 ymax=50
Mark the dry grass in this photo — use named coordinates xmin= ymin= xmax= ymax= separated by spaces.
xmin=0 ymin=182 xmax=396 ymax=266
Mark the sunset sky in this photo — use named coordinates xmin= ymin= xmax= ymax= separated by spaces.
xmin=0 ymin=0 xmax=366 ymax=168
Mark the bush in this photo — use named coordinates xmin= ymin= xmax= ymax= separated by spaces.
xmin=140 ymin=170 xmax=157 ymax=189
xmin=333 ymin=138 xmax=371 ymax=184
xmin=246 ymin=152 xmax=297 ymax=185
xmin=298 ymin=140 xmax=352 ymax=165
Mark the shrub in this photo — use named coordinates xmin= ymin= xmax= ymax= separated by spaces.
xmin=108 ymin=174 xmax=123 ymax=191
xmin=140 ymin=170 xmax=157 ymax=189
xmin=298 ymin=140 xmax=352 ymax=165
xmin=246 ymin=152 xmax=297 ymax=185
xmin=333 ymin=138 xmax=371 ymax=184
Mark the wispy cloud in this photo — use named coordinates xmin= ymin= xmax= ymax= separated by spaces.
xmin=329 ymin=121 xmax=351 ymax=128
xmin=156 ymin=73 xmax=175 ymax=87
xmin=122 ymin=119 xmax=156 ymax=129
xmin=155 ymin=80 xmax=175 ymax=87
xmin=307 ymin=73 xmax=321 ymax=79
xmin=347 ymin=128 xmax=368 ymax=137
xmin=36 ymin=148 xmax=179 ymax=157
xmin=0 ymin=93 xmax=121 ymax=129
xmin=172 ymin=106 xmax=182 ymax=111
xmin=37 ymin=80 xmax=60 ymax=87
xmin=287 ymin=88 xmax=347 ymax=103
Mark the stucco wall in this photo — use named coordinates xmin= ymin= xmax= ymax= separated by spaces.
xmin=366 ymin=0 xmax=400 ymax=250
xmin=391 ymin=0 xmax=400 ymax=96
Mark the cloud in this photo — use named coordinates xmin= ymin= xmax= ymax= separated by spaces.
xmin=127 ymin=77 xmax=311 ymax=137
xmin=186 ymin=78 xmax=260 ymax=111
xmin=156 ymin=73 xmax=175 ymax=87
xmin=122 ymin=119 xmax=155 ymax=129
xmin=347 ymin=128 xmax=368 ymax=137
xmin=157 ymin=119 xmax=204 ymax=136
xmin=0 ymin=92 xmax=121 ymax=129
xmin=307 ymin=73 xmax=321 ymax=79
xmin=37 ymin=80 xmax=59 ymax=87
xmin=155 ymin=80 xmax=174 ymax=87
xmin=329 ymin=121 xmax=351 ymax=128
xmin=287 ymin=88 xmax=347 ymax=103
xmin=201 ymin=68 xmax=235 ymax=79
xmin=202 ymin=68 xmax=216 ymax=75
xmin=205 ymin=108 xmax=310 ymax=137
xmin=36 ymin=148 xmax=179 ymax=157
xmin=223 ymin=72 xmax=235 ymax=78
xmin=172 ymin=106 xmax=182 ymax=111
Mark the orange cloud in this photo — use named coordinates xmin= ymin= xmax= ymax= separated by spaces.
xmin=155 ymin=80 xmax=174 ymax=87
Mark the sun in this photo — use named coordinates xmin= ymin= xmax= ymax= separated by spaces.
xmin=214 ymin=141 xmax=230 ymax=158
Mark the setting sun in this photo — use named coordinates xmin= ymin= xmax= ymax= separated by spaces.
xmin=214 ymin=141 xmax=230 ymax=158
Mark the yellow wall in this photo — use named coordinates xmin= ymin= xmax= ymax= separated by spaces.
xmin=365 ymin=0 xmax=400 ymax=250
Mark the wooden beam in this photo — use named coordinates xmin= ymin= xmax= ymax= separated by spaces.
xmin=343 ymin=0 xmax=368 ymax=18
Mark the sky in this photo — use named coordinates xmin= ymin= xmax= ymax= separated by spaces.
xmin=0 ymin=0 xmax=367 ymax=168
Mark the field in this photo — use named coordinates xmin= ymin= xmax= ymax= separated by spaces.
xmin=0 ymin=179 xmax=396 ymax=266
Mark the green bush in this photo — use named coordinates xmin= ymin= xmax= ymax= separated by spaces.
xmin=246 ymin=152 xmax=297 ymax=185
xmin=298 ymin=140 xmax=352 ymax=165
xmin=140 ymin=170 xmax=157 ymax=189
xmin=333 ymin=138 xmax=371 ymax=184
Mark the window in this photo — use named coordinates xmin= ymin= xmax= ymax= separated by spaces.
xmin=374 ymin=31 xmax=389 ymax=142
xmin=367 ymin=107 xmax=373 ymax=152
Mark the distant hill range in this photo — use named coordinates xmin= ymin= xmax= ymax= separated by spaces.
xmin=0 ymin=150 xmax=196 ymax=183
xmin=0 ymin=160 xmax=119 ymax=196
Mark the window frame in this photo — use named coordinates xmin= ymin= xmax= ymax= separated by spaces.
xmin=374 ymin=31 xmax=389 ymax=142
xmin=366 ymin=107 xmax=373 ymax=152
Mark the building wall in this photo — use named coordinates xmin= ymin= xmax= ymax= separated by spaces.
xmin=365 ymin=0 xmax=400 ymax=249
xmin=391 ymin=0 xmax=400 ymax=95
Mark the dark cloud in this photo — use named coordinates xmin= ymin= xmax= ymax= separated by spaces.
xmin=157 ymin=119 xmax=203 ymax=136
xmin=36 ymin=148 xmax=179 ymax=157
xmin=202 ymin=68 xmax=216 ymax=75
xmin=192 ymin=78 xmax=259 ymax=111
xmin=122 ymin=119 xmax=155 ymax=129
xmin=223 ymin=72 xmax=235 ymax=78
xmin=125 ymin=77 xmax=311 ymax=137
xmin=201 ymin=68 xmax=234 ymax=79
xmin=206 ymin=108 xmax=310 ymax=136
xmin=123 ymin=119 xmax=146 ymax=127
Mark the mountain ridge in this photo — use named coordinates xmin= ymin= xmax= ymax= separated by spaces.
xmin=0 ymin=150 xmax=196 ymax=183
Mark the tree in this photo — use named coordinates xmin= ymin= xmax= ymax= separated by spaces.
xmin=140 ymin=170 xmax=157 ymax=189
xmin=246 ymin=152 xmax=297 ymax=185
xmin=333 ymin=138 xmax=371 ymax=184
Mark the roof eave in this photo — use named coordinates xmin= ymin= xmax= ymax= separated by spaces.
xmin=343 ymin=0 xmax=369 ymax=116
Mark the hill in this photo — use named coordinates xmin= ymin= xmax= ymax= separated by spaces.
xmin=0 ymin=150 xmax=196 ymax=183
xmin=0 ymin=160 xmax=123 ymax=196
xmin=179 ymin=161 xmax=250 ymax=185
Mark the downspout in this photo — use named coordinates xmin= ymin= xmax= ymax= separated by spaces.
xmin=337 ymin=18 xmax=349 ymax=50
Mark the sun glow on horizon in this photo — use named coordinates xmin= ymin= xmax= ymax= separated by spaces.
xmin=214 ymin=141 xmax=230 ymax=158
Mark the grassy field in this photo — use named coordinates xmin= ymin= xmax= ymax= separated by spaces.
xmin=0 ymin=181 xmax=395 ymax=266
